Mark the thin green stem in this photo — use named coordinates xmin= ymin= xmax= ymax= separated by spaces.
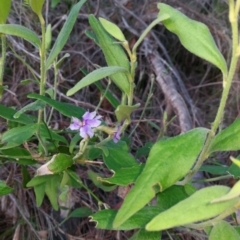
xmin=0 ymin=34 xmax=7 ymax=97
xmin=95 ymin=79 xmax=111 ymax=112
xmin=38 ymin=14 xmax=46 ymax=124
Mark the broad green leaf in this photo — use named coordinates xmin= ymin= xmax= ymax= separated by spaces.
xmin=0 ymin=103 xmax=35 ymax=124
xmin=1 ymin=123 xmax=38 ymax=145
xmin=65 ymin=169 xmax=83 ymax=188
xmin=0 ymin=0 xmax=11 ymax=24
xmin=29 ymin=0 xmax=45 ymax=16
xmin=0 ymin=24 xmax=41 ymax=47
xmin=87 ymin=170 xmax=116 ymax=192
xmin=28 ymin=93 xmax=85 ymax=118
xmin=210 ymin=118 xmax=240 ymax=152
xmin=146 ymin=186 xmax=238 ymax=231
xmin=113 ymin=128 xmax=209 ymax=227
xmin=67 ymin=66 xmax=128 ymax=96
xmin=115 ymin=104 xmax=140 ymax=122
xmin=13 ymin=100 xmax=46 ymax=119
xmin=48 ymin=154 xmax=73 ymax=173
xmin=91 ymin=206 xmax=160 ymax=230
xmin=158 ymin=3 xmax=227 ymax=76
xmin=102 ymin=141 xmax=138 ymax=171
xmin=101 ymin=165 xmax=145 ymax=186
xmin=0 ymin=180 xmax=13 ymax=196
xmin=130 ymin=229 xmax=161 ymax=240
xmin=99 ymin=18 xmax=126 ymax=42
xmin=157 ymin=185 xmax=196 ymax=211
xmin=136 ymin=142 xmax=154 ymax=158
xmin=46 ymin=0 xmax=87 ymax=69
xmin=89 ymin=15 xmax=130 ymax=95
xmin=45 ymin=174 xmax=61 ymax=210
xmin=209 ymin=221 xmax=240 ymax=240
xmin=211 ymin=180 xmax=240 ymax=203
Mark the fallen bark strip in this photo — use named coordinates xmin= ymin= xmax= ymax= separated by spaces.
xmin=147 ymin=49 xmax=192 ymax=133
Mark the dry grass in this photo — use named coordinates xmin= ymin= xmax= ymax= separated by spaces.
xmin=0 ymin=0 xmax=237 ymax=239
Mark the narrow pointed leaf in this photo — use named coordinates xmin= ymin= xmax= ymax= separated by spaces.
xmin=209 ymin=221 xmax=240 ymax=240
xmin=146 ymin=186 xmax=238 ymax=231
xmin=158 ymin=3 xmax=227 ymax=76
xmin=0 ymin=181 xmax=13 ymax=196
xmin=13 ymin=100 xmax=45 ymax=119
xmin=113 ymin=128 xmax=209 ymax=227
xmin=46 ymin=0 xmax=86 ymax=69
xmin=0 ymin=24 xmax=41 ymax=47
xmin=89 ymin=15 xmax=130 ymax=95
xmin=0 ymin=0 xmax=11 ymax=24
xmin=210 ymin=118 xmax=240 ymax=152
xmin=28 ymin=93 xmax=85 ymax=118
xmin=67 ymin=66 xmax=128 ymax=96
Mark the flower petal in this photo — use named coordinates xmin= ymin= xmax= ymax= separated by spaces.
xmin=86 ymin=119 xmax=101 ymax=128
xmin=113 ymin=125 xmax=121 ymax=143
xmin=80 ymin=125 xmax=94 ymax=138
xmin=69 ymin=117 xmax=81 ymax=130
xmin=82 ymin=111 xmax=96 ymax=120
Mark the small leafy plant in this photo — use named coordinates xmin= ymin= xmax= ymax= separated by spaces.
xmin=1 ymin=0 xmax=240 ymax=239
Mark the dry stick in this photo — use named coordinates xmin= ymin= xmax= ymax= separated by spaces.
xmin=148 ymin=51 xmax=192 ymax=133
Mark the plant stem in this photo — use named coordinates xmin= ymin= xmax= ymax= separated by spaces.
xmin=181 ymin=0 xmax=239 ymax=184
xmin=0 ymin=34 xmax=6 ymax=98
xmin=38 ymin=14 xmax=46 ymax=124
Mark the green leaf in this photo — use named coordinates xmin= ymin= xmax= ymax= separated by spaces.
xmin=48 ymin=154 xmax=73 ymax=174
xmin=209 ymin=221 xmax=240 ymax=240
xmin=101 ymin=165 xmax=145 ymax=186
xmin=91 ymin=206 xmax=160 ymax=230
xmin=29 ymin=0 xmax=45 ymax=16
xmin=0 ymin=24 xmax=41 ymax=47
xmin=66 ymin=169 xmax=83 ymax=188
xmin=200 ymin=165 xmax=229 ymax=175
xmin=21 ymin=165 xmax=31 ymax=188
xmin=211 ymin=180 xmax=240 ymax=203
xmin=0 ymin=103 xmax=35 ymax=124
xmin=131 ymin=229 xmax=161 ymax=240
xmin=1 ymin=123 xmax=38 ymax=145
xmin=60 ymin=207 xmax=92 ymax=225
xmin=45 ymin=24 xmax=52 ymax=51
xmin=157 ymin=185 xmax=196 ymax=211
xmin=45 ymin=174 xmax=61 ymax=210
xmin=67 ymin=66 xmax=128 ymax=96
xmin=146 ymin=186 xmax=238 ymax=231
xmin=0 ymin=180 xmax=13 ymax=196
xmin=27 ymin=175 xmax=54 ymax=187
xmin=102 ymin=141 xmax=138 ymax=171
xmin=115 ymin=104 xmax=140 ymax=122
xmin=13 ymin=100 xmax=46 ymax=119
xmin=113 ymin=128 xmax=209 ymax=227
xmin=210 ymin=118 xmax=240 ymax=152
xmin=39 ymin=123 xmax=68 ymax=144
xmin=87 ymin=170 xmax=116 ymax=192
xmin=99 ymin=18 xmax=126 ymax=42
xmin=46 ymin=0 xmax=87 ymax=69
xmin=28 ymin=93 xmax=85 ymax=118
xmin=0 ymin=0 xmax=11 ymax=24
xmin=34 ymin=183 xmax=45 ymax=207
xmin=88 ymin=15 xmax=130 ymax=95
xmin=158 ymin=3 xmax=227 ymax=76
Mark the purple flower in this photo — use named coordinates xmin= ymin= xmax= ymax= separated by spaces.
xmin=113 ymin=125 xmax=121 ymax=143
xmin=69 ymin=111 xmax=102 ymax=139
